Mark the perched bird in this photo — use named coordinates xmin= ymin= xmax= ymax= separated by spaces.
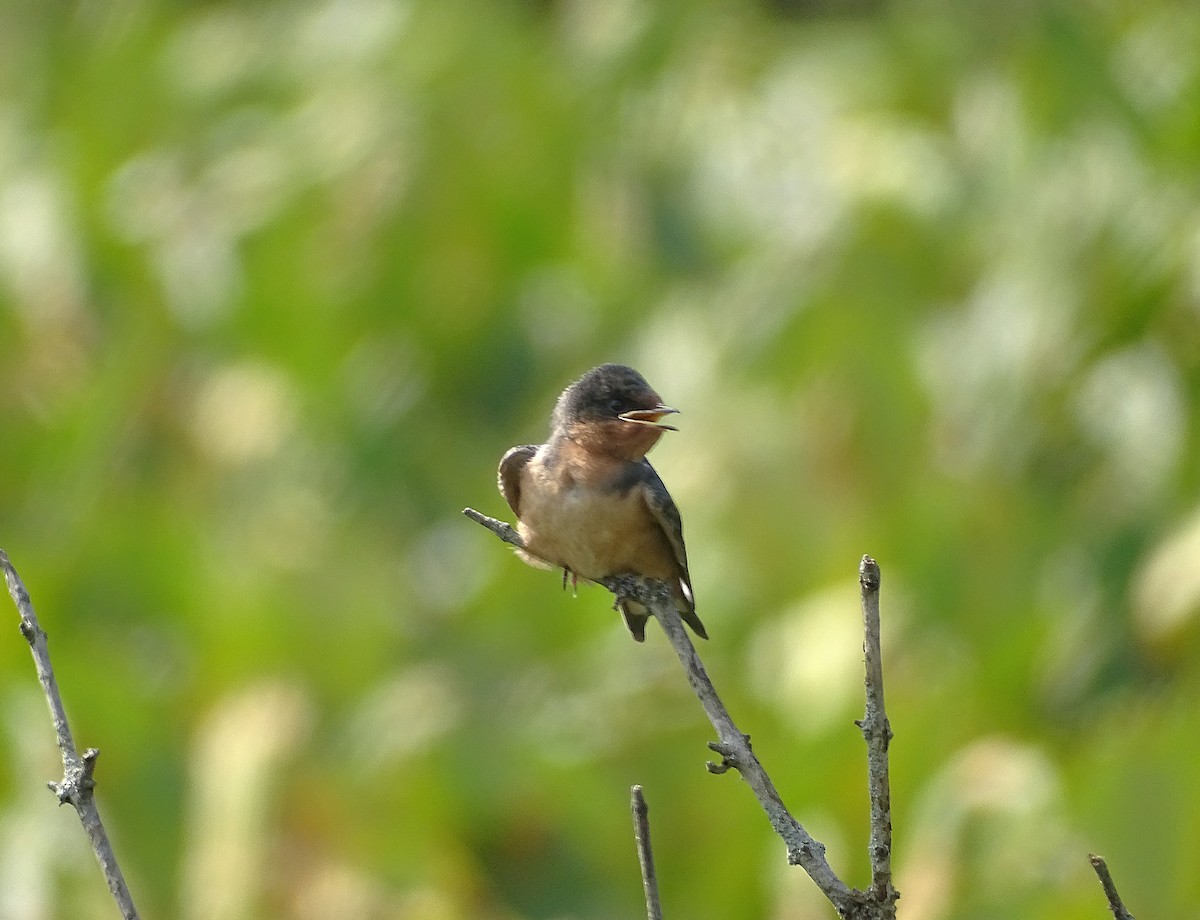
xmin=497 ymin=364 xmax=707 ymax=642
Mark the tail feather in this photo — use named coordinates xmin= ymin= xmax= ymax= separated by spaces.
xmin=618 ymin=600 xmax=649 ymax=642
xmin=681 ymin=605 xmax=708 ymax=640
xmin=618 ymin=597 xmax=708 ymax=642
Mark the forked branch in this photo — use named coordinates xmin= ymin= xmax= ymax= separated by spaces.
xmin=464 ymin=508 xmax=897 ymax=919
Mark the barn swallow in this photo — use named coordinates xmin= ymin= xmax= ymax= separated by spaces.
xmin=497 ymin=364 xmax=707 ymax=642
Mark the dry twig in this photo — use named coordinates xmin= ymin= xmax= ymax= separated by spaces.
xmin=631 ymin=785 xmax=664 ymax=920
xmin=1 ymin=548 xmax=141 ymax=920
xmin=1089 ymin=854 xmax=1135 ymax=920
xmin=855 ymin=556 xmax=897 ymax=916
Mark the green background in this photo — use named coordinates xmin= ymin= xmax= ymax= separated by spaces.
xmin=3 ymin=1 xmax=1199 ymax=918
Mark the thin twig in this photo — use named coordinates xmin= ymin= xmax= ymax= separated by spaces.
xmin=1089 ymin=854 xmax=1135 ymax=920
xmin=631 ymin=785 xmax=664 ymax=920
xmin=855 ymin=556 xmax=898 ymax=916
xmin=1 ymin=548 xmax=141 ymax=920
xmin=462 ymin=508 xmax=869 ymax=917
xmin=462 ymin=507 xmax=524 ymax=548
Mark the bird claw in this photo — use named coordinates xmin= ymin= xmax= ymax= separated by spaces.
xmin=561 ymin=567 xmax=578 ymax=597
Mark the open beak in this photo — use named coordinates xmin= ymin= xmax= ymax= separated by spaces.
xmin=618 ymin=405 xmax=679 ymax=431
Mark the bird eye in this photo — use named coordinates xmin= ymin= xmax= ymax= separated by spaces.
xmin=608 ymin=398 xmax=623 ymax=414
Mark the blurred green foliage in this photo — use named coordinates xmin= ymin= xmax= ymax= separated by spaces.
xmin=3 ymin=0 xmax=1200 ymax=918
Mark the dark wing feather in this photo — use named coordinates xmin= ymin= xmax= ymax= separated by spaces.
xmin=497 ymin=445 xmax=538 ymax=518
xmin=639 ymin=463 xmax=690 ymax=582
xmin=640 ymin=462 xmax=707 ymax=639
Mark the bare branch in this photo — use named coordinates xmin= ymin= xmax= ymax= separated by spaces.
xmin=631 ymin=785 xmax=664 ymax=920
xmin=1 ymin=548 xmax=141 ymax=920
xmin=1089 ymin=854 xmax=1135 ymax=920
xmin=855 ymin=556 xmax=897 ymax=916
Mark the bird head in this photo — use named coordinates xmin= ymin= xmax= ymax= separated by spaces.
xmin=553 ymin=364 xmax=679 ymax=460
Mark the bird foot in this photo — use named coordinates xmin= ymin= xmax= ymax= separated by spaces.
xmin=561 ymin=567 xmax=578 ymax=597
